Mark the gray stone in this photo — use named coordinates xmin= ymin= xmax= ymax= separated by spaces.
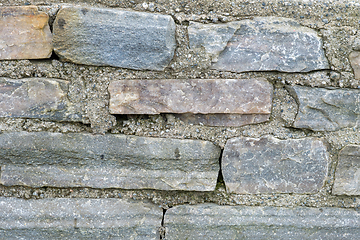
xmin=222 ymin=135 xmax=329 ymax=194
xmin=349 ymin=51 xmax=360 ymax=79
xmin=109 ymin=78 xmax=272 ymax=115
xmin=0 ymin=132 xmax=220 ymax=191
xmin=189 ymin=17 xmax=329 ymax=72
xmin=0 ymin=197 xmax=161 ymax=239
xmin=0 ymin=78 xmax=83 ymax=122
xmin=53 ymin=6 xmax=176 ymax=71
xmin=333 ymin=145 xmax=360 ymax=195
xmin=165 ymin=204 xmax=360 ymax=240
xmin=287 ymin=85 xmax=360 ymax=131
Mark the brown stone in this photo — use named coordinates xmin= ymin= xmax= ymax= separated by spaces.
xmin=0 ymin=6 xmax=52 ymax=60
xmin=349 ymin=51 xmax=360 ymax=79
xmin=109 ymin=78 xmax=272 ymax=115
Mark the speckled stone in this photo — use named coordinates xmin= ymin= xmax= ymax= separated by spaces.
xmin=333 ymin=145 xmax=360 ymax=196
xmin=165 ymin=204 xmax=360 ymax=240
xmin=0 ymin=132 xmax=220 ymax=191
xmin=287 ymin=85 xmax=360 ymax=131
xmin=0 ymin=78 xmax=83 ymax=122
xmin=0 ymin=197 xmax=162 ymax=239
xmin=222 ymin=136 xmax=329 ymax=194
xmin=0 ymin=6 xmax=52 ymax=60
xmin=53 ymin=6 xmax=175 ymax=70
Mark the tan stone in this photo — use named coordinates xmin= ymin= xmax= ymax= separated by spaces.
xmin=0 ymin=6 xmax=52 ymax=60
xmin=349 ymin=51 xmax=360 ymax=79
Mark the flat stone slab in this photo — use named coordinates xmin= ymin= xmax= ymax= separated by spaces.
xmin=0 ymin=197 xmax=162 ymax=239
xmin=0 ymin=132 xmax=220 ymax=191
xmin=333 ymin=145 xmax=360 ymax=195
xmin=222 ymin=136 xmax=329 ymax=194
xmin=287 ymin=85 xmax=360 ymax=131
xmin=0 ymin=78 xmax=83 ymax=122
xmin=165 ymin=204 xmax=360 ymax=240
xmin=0 ymin=6 xmax=52 ymax=60
xmin=109 ymin=78 xmax=272 ymax=115
xmin=53 ymin=6 xmax=175 ymax=70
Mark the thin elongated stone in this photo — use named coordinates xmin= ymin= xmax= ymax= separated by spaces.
xmin=222 ymin=136 xmax=329 ymax=194
xmin=287 ymin=85 xmax=360 ymax=131
xmin=0 ymin=6 xmax=52 ymax=60
xmin=0 ymin=132 xmax=220 ymax=191
xmin=333 ymin=145 xmax=360 ymax=195
xmin=0 ymin=78 xmax=82 ymax=122
xmin=53 ymin=6 xmax=176 ymax=70
xmin=165 ymin=204 xmax=360 ymax=240
xmin=109 ymin=78 xmax=272 ymax=115
xmin=0 ymin=197 xmax=162 ymax=239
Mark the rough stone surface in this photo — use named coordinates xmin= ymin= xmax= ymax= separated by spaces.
xmin=287 ymin=85 xmax=360 ymax=131
xmin=349 ymin=51 xmax=360 ymax=79
xmin=0 ymin=132 xmax=220 ymax=191
xmin=0 ymin=78 xmax=83 ymax=122
xmin=222 ymin=136 xmax=329 ymax=194
xmin=165 ymin=204 xmax=360 ymax=240
xmin=53 ymin=6 xmax=176 ymax=71
xmin=0 ymin=197 xmax=161 ymax=239
xmin=0 ymin=6 xmax=52 ymax=60
xmin=109 ymin=78 xmax=272 ymax=115
xmin=192 ymin=17 xmax=329 ymax=73
xmin=333 ymin=145 xmax=360 ymax=195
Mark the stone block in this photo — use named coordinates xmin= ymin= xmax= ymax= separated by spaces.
xmin=0 ymin=132 xmax=220 ymax=191
xmin=287 ymin=85 xmax=360 ymax=131
xmin=333 ymin=145 xmax=360 ymax=195
xmin=222 ymin=136 xmax=329 ymax=194
xmin=0 ymin=6 xmax=52 ymax=60
xmin=53 ymin=6 xmax=176 ymax=70
xmin=349 ymin=51 xmax=360 ymax=79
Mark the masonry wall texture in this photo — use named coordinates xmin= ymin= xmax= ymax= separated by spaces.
xmin=1 ymin=0 xmax=360 ymax=239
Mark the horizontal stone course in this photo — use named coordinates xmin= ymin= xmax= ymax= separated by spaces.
xmin=0 ymin=132 xmax=220 ymax=191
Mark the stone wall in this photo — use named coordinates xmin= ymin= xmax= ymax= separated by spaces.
xmin=1 ymin=0 xmax=360 ymax=239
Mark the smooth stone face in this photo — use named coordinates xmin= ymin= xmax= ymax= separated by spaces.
xmin=333 ymin=145 xmax=360 ymax=195
xmin=0 ymin=78 xmax=83 ymax=122
xmin=109 ymin=78 xmax=272 ymax=115
xmin=0 ymin=6 xmax=52 ymax=60
xmin=287 ymin=85 xmax=360 ymax=131
xmin=203 ymin=17 xmax=329 ymax=72
xmin=0 ymin=132 xmax=220 ymax=191
xmin=165 ymin=204 xmax=360 ymax=240
xmin=0 ymin=197 xmax=161 ymax=239
xmin=222 ymin=136 xmax=329 ymax=194
xmin=349 ymin=51 xmax=360 ymax=79
xmin=53 ymin=6 xmax=176 ymax=70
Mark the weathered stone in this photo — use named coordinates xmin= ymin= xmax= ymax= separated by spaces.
xmin=0 ymin=78 xmax=83 ymax=122
xmin=0 ymin=197 xmax=161 ymax=239
xmin=222 ymin=136 xmax=329 ymax=194
xmin=53 ymin=6 xmax=176 ymax=71
xmin=333 ymin=145 xmax=360 ymax=195
xmin=189 ymin=17 xmax=329 ymax=72
xmin=287 ymin=85 xmax=360 ymax=131
xmin=0 ymin=132 xmax=220 ymax=191
xmin=109 ymin=78 xmax=272 ymax=115
xmin=0 ymin=6 xmax=52 ymax=60
xmin=349 ymin=51 xmax=360 ymax=79
xmin=165 ymin=204 xmax=360 ymax=240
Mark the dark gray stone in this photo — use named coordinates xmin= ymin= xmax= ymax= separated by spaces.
xmin=165 ymin=204 xmax=360 ymax=240
xmin=287 ymin=85 xmax=360 ymax=131
xmin=333 ymin=145 xmax=360 ymax=195
xmin=53 ymin=6 xmax=176 ymax=70
xmin=0 ymin=132 xmax=220 ymax=191
xmin=222 ymin=135 xmax=329 ymax=194
xmin=0 ymin=197 xmax=162 ymax=239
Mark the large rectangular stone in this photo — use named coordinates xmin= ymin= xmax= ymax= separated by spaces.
xmin=0 ymin=6 xmax=52 ymax=60
xmin=287 ymin=85 xmax=360 ymax=131
xmin=53 ymin=6 xmax=176 ymax=70
xmin=0 ymin=78 xmax=82 ymax=122
xmin=222 ymin=136 xmax=329 ymax=194
xmin=0 ymin=132 xmax=220 ymax=191
xmin=0 ymin=197 xmax=162 ymax=239
xmin=165 ymin=204 xmax=360 ymax=240
xmin=333 ymin=145 xmax=360 ymax=195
